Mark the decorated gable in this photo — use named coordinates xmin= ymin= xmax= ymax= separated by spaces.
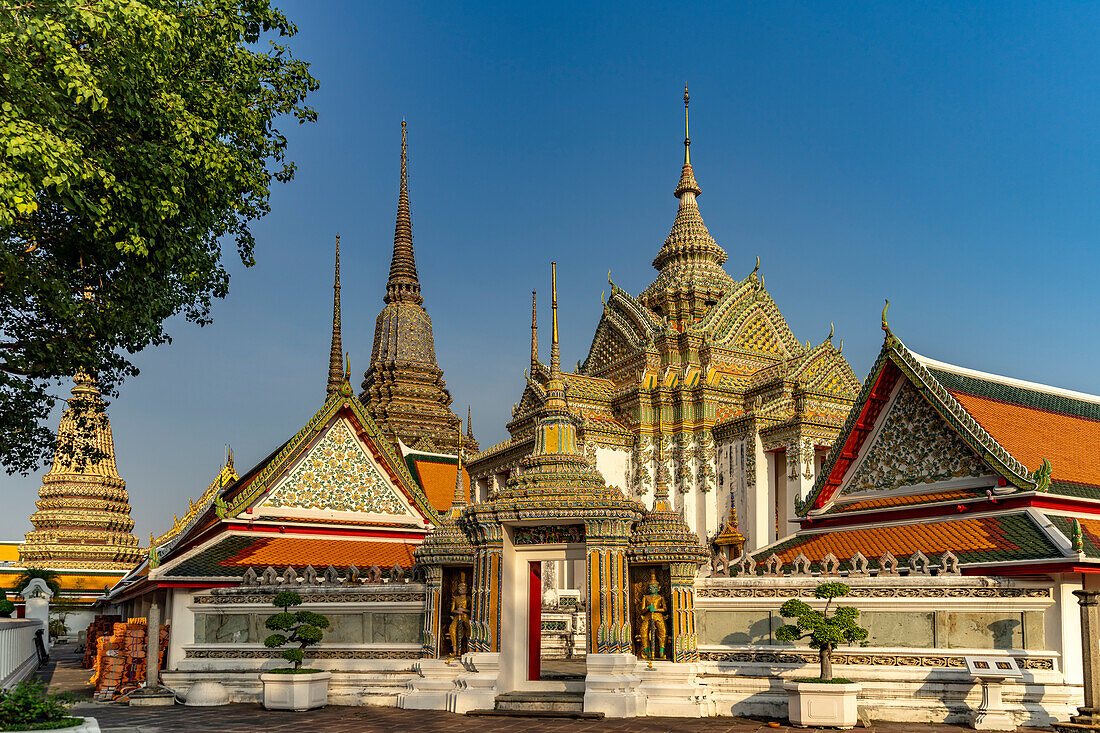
xmin=255 ymin=416 xmax=425 ymax=524
xmin=842 ymin=379 xmax=992 ymax=496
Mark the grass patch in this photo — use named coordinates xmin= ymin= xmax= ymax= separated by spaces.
xmin=266 ymin=668 xmax=324 ymax=675
xmin=793 ymin=678 xmax=855 ymax=684
xmin=1 ymin=717 xmax=84 ymax=731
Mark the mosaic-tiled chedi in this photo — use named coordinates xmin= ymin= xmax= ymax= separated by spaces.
xmin=21 ymin=373 xmax=142 ymax=570
xmin=468 ymin=89 xmax=860 ymax=552
xmin=360 ymin=121 xmax=476 ymax=457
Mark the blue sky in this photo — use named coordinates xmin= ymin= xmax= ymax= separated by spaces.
xmin=3 ymin=1 xmax=1099 ymax=542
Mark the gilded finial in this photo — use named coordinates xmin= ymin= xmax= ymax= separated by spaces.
xmin=226 ymin=444 xmax=234 ymax=471
xmin=550 ymin=262 xmax=560 ymax=376
xmin=601 ymin=290 xmax=605 ymax=307
xmin=683 ymin=82 xmax=691 ymax=165
xmin=752 ymin=255 xmax=760 ymax=278
xmin=827 ymin=322 xmax=834 ymax=341
xmin=838 ymin=338 xmax=843 ymax=353
xmin=607 ymin=269 xmax=612 ymax=285
xmin=466 ymin=405 xmax=474 ymax=442
xmin=345 ymin=353 xmax=351 ymax=381
xmin=881 ymin=300 xmax=890 ymax=332
xmin=530 ymin=290 xmax=539 ymax=370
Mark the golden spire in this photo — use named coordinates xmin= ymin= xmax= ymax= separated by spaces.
xmin=675 ymin=84 xmax=701 ymax=198
xmin=466 ymin=405 xmax=474 ymax=443
xmin=452 ymin=416 xmax=467 ymax=510
xmin=327 ymin=234 xmax=343 ymax=396
xmin=550 ymin=262 xmax=562 ymax=376
xmin=530 ymin=290 xmax=539 ymax=370
xmin=683 ymin=82 xmax=691 ymax=166
xmin=385 ymin=119 xmax=423 ymax=305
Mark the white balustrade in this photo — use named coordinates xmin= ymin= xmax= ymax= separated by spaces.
xmin=0 ymin=618 xmax=46 ymax=689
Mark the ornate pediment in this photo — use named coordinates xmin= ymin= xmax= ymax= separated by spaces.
xmin=843 ymin=380 xmax=991 ymax=495
xmin=259 ymin=418 xmax=421 ymax=520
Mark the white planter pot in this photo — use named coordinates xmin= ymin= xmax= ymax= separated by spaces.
xmin=260 ymin=671 xmax=331 ymax=711
xmin=783 ymin=680 xmax=861 ymax=729
xmin=7 ymin=718 xmax=99 ymax=733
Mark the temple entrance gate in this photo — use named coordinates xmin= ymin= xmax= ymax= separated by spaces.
xmin=403 ymin=263 xmax=712 ymax=717
xmin=498 ymin=531 xmax=586 ymax=692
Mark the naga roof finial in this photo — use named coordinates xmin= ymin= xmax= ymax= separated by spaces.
xmin=752 ymin=255 xmax=760 ymax=278
xmin=345 ymin=353 xmax=351 ymax=382
xmin=326 ymin=234 xmax=343 ymax=396
xmin=828 ymin=322 xmax=834 ymax=341
xmin=881 ymin=299 xmax=891 ymax=333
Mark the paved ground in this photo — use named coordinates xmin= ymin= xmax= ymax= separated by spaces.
xmin=35 ymin=645 xmax=1047 ymax=733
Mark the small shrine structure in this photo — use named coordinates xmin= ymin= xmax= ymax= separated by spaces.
xmin=404 ymin=265 xmax=712 ymax=717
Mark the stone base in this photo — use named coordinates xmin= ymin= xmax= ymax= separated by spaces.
xmin=260 ymin=671 xmax=331 ymax=711
xmin=583 ymin=653 xmax=642 ymax=718
xmin=446 ymin=652 xmax=500 ymax=714
xmin=784 ymin=680 xmax=860 ymax=729
xmin=182 ymin=680 xmax=230 ymax=707
xmin=398 ymin=658 xmax=463 ymax=710
xmin=129 ymin=686 xmax=176 ymax=707
xmin=636 ymin=661 xmax=716 ymax=717
xmin=971 ymin=709 xmax=1017 ymax=731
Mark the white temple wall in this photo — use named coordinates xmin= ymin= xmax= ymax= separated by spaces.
xmin=594 ymin=446 xmax=629 ymax=494
xmin=694 ymin=573 xmax=1076 ymax=725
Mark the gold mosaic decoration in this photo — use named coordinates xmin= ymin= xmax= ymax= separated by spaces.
xmin=264 ymin=421 xmax=410 ymax=515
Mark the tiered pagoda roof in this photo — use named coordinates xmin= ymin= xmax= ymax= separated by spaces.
xmin=361 ymin=121 xmax=475 ymax=456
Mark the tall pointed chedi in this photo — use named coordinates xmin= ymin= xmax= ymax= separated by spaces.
xmin=21 ymin=373 xmax=142 ymax=570
xmin=638 ymin=84 xmax=735 ymax=323
xmin=361 ymin=121 xmax=476 ymax=455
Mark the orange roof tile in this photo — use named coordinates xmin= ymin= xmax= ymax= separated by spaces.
xmin=226 ymin=536 xmax=415 ymax=569
xmin=758 ymin=514 xmax=1059 ymax=567
xmin=950 ymin=391 xmax=1100 ymax=488
xmin=831 ymin=489 xmax=978 ymax=514
xmin=409 ymin=458 xmax=468 ymax=514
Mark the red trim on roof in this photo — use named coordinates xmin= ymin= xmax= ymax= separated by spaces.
xmin=803 ymin=493 xmax=1100 ymax=531
xmin=814 ymin=361 xmax=901 ymax=510
xmin=222 ymin=523 xmax=427 ymax=540
xmin=963 ymin=563 xmax=1100 ymax=576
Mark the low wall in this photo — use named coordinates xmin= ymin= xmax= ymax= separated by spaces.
xmin=166 ymin=582 xmax=426 ymax=705
xmin=694 ymin=573 xmax=1075 ymax=726
xmin=0 ymin=618 xmax=44 ymax=689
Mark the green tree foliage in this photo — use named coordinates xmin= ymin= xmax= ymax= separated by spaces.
xmin=0 ymin=0 xmax=318 ymax=474
xmin=0 ymin=590 xmax=13 ymax=618
xmin=775 ymin=582 xmax=869 ymax=681
xmin=263 ymin=590 xmax=329 ymax=670
xmin=14 ymin=567 xmax=62 ymax=598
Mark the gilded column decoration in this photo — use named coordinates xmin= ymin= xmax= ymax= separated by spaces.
xmin=695 ymin=433 xmax=715 ymax=493
xmin=587 ymin=518 xmax=634 ymax=655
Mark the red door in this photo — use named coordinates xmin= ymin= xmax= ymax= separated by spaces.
xmin=528 ymin=561 xmax=541 ymax=680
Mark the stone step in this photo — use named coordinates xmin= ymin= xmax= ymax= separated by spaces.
xmin=467 ymin=708 xmax=604 ymax=720
xmin=467 ymin=691 xmax=601 ymax=718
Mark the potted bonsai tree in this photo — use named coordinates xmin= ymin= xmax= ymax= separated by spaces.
xmin=776 ymin=582 xmax=869 ymax=728
xmin=259 ymin=590 xmax=331 ymax=711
